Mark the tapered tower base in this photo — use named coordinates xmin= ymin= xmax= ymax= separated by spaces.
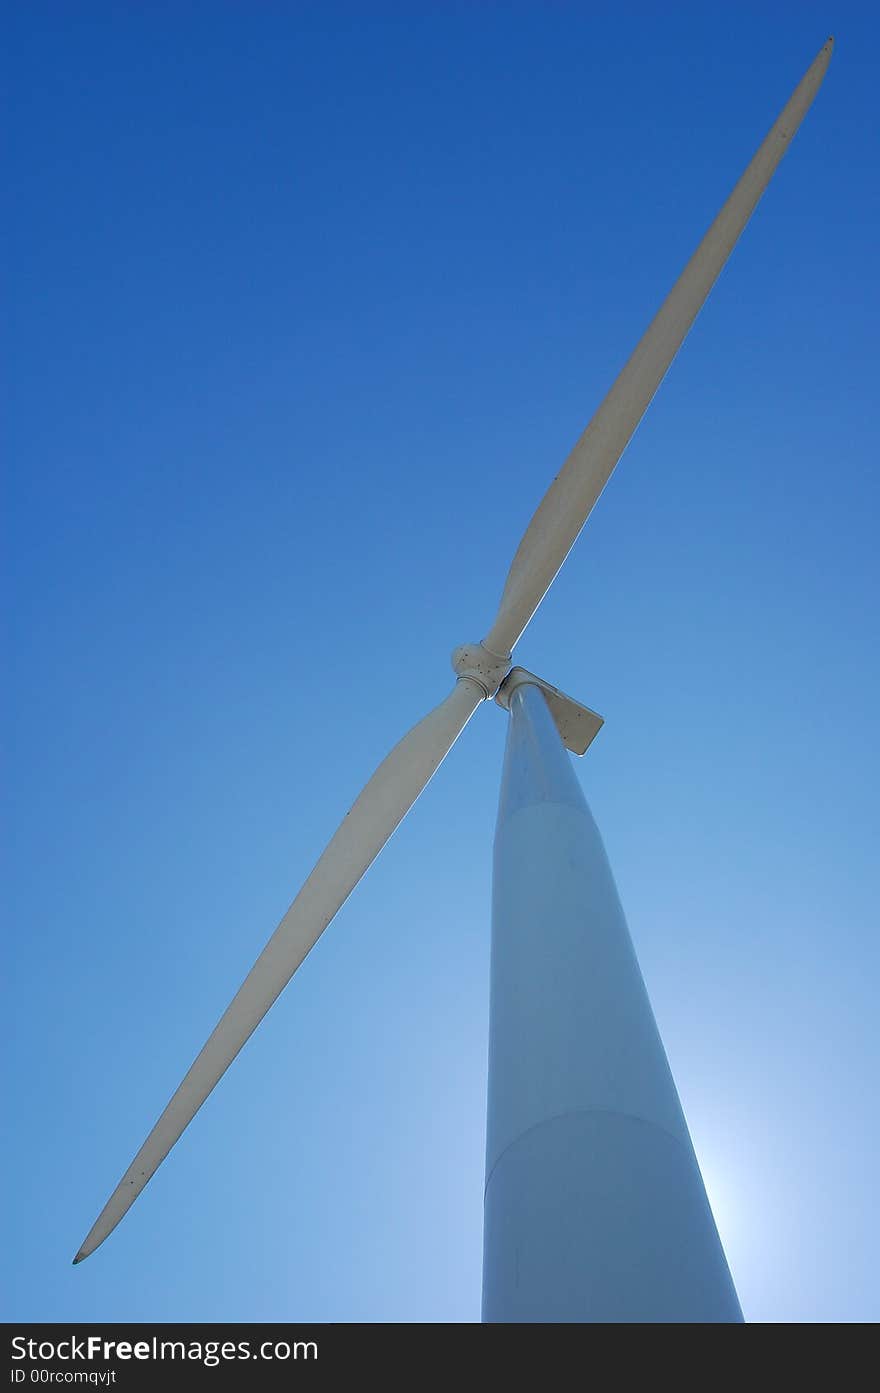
xmin=482 ymin=683 xmax=742 ymax=1322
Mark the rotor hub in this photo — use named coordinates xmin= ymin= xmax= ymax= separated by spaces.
xmin=451 ymin=642 xmax=512 ymax=699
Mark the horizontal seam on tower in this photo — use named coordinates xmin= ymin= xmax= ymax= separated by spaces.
xmin=483 ymin=1107 xmax=692 ymax=1199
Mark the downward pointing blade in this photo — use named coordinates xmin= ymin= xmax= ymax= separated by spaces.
xmin=483 ymin=37 xmax=833 ymax=658
xmin=74 ymin=678 xmax=485 ymax=1263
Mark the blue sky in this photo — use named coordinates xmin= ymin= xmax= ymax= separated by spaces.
xmin=4 ymin=3 xmax=878 ymax=1323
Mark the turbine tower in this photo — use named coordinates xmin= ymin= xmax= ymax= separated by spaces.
xmin=483 ymin=678 xmax=741 ymax=1320
xmin=75 ymin=38 xmax=833 ymax=1321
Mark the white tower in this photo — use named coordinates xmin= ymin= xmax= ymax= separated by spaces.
xmin=482 ymin=682 xmax=742 ymax=1321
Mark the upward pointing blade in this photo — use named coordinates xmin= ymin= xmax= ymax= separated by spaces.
xmin=74 ymin=678 xmax=484 ymax=1263
xmin=483 ymin=37 xmax=833 ymax=658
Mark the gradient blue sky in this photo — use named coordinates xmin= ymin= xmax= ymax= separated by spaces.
xmin=5 ymin=3 xmax=878 ymax=1323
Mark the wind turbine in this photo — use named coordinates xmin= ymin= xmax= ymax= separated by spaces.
xmin=75 ymin=38 xmax=833 ymax=1320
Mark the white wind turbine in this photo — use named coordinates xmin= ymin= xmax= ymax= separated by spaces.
xmin=75 ymin=38 xmax=832 ymax=1321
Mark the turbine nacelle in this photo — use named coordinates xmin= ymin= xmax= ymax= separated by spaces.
xmin=496 ymin=668 xmax=604 ymax=757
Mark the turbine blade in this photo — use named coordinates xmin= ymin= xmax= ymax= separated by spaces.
xmin=74 ymin=677 xmax=485 ymax=1263
xmin=484 ymin=37 xmax=833 ymax=657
